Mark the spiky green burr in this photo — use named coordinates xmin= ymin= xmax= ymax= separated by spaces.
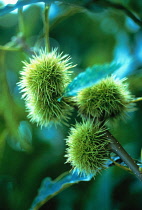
xmin=77 ymin=76 xmax=134 ymax=120
xmin=65 ymin=120 xmax=110 ymax=175
xmin=18 ymin=49 xmax=75 ymax=127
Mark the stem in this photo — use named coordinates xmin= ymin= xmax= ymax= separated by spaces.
xmin=106 ymin=130 xmax=142 ymax=181
xmin=43 ymin=3 xmax=50 ymax=52
xmin=0 ymin=45 xmax=20 ymax=51
xmin=0 ymin=38 xmax=35 ymax=55
xmin=18 ymin=7 xmax=25 ymax=37
xmin=130 ymin=97 xmax=142 ymax=103
xmin=109 ymin=158 xmax=132 ymax=173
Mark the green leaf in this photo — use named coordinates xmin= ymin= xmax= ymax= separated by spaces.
xmin=0 ymin=0 xmax=84 ymax=16
xmin=30 ymin=170 xmax=93 ymax=210
xmin=0 ymin=0 xmax=53 ymax=16
xmin=0 ymin=0 xmax=106 ymax=16
xmin=63 ymin=62 xmax=121 ymax=97
xmin=30 ymin=157 xmax=124 ymax=210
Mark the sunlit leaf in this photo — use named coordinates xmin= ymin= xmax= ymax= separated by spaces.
xmin=0 ymin=0 xmax=84 ymax=16
xmin=63 ymin=62 xmax=121 ymax=97
xmin=30 ymin=170 xmax=93 ymax=210
xmin=0 ymin=0 xmax=53 ymax=16
xmin=30 ymin=156 xmax=129 ymax=210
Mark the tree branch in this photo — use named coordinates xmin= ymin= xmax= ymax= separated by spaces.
xmin=71 ymin=103 xmax=142 ymax=181
xmin=88 ymin=0 xmax=142 ymax=27
xmin=106 ymin=130 xmax=142 ymax=181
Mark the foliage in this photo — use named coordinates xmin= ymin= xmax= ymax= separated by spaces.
xmin=0 ymin=0 xmax=142 ymax=210
xmin=31 ymin=170 xmax=93 ymax=210
xmin=63 ymin=63 xmax=121 ymax=97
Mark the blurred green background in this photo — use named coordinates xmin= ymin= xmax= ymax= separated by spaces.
xmin=0 ymin=0 xmax=142 ymax=209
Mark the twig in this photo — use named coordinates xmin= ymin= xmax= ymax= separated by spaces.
xmin=106 ymin=130 xmax=142 ymax=181
xmin=89 ymin=0 xmax=142 ymax=27
xmin=0 ymin=45 xmax=20 ymax=51
xmin=71 ymin=103 xmax=142 ymax=181
xmin=103 ymin=0 xmax=142 ymax=27
xmin=0 ymin=36 xmax=35 ymax=55
xmin=109 ymin=158 xmax=132 ymax=173
xmin=18 ymin=7 xmax=25 ymax=37
xmin=130 ymin=97 xmax=142 ymax=103
xmin=43 ymin=3 xmax=50 ymax=52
